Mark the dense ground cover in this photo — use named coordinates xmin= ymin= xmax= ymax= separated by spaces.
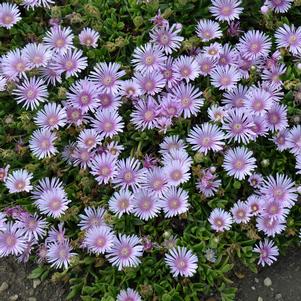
xmin=0 ymin=0 xmax=300 ymax=300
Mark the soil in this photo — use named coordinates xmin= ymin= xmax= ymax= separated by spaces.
xmin=0 ymin=257 xmax=68 ymax=301
xmin=1 ymin=248 xmax=301 ymax=301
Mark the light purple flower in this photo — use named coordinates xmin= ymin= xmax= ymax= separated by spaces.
xmin=5 ymin=169 xmax=33 ymax=193
xmin=208 ymin=208 xmax=233 ymax=232
xmin=210 ymin=65 xmax=241 ymax=91
xmin=248 ymin=173 xmax=264 ymax=188
xmin=222 ymin=84 xmax=248 ymax=108
xmin=29 ymin=129 xmax=57 ymax=159
xmin=109 ymin=190 xmax=134 ymax=217
xmin=134 ymin=70 xmax=166 ymax=95
xmin=23 ymin=43 xmax=53 ymax=68
xmin=117 ymin=288 xmax=142 ymax=301
xmin=196 ymin=19 xmax=222 ymax=42
xmin=141 ymin=167 xmax=168 ymax=197
xmin=79 ymin=27 xmax=99 ymax=48
xmin=83 ymin=226 xmax=115 ymax=254
xmin=196 ymin=54 xmax=217 ymax=76
xmin=253 ymin=239 xmax=279 ymax=267
xmin=223 ymin=147 xmax=256 ymax=180
xmin=106 ymin=234 xmax=143 ymax=270
xmin=265 ymin=0 xmax=293 ymax=13
xmin=231 ymin=200 xmax=251 ymax=223
xmin=187 ymin=122 xmax=225 ymax=154
xmin=78 ymin=207 xmax=107 ymax=230
xmin=287 ymin=125 xmax=301 ymax=155
xmin=256 ymin=215 xmax=286 ymax=237
xmin=43 ymin=26 xmax=74 ymax=55
xmin=34 ymin=103 xmax=66 ymax=130
xmin=275 ymin=24 xmax=301 ymax=55
xmin=159 ymin=187 xmax=189 ymax=218
xmin=173 ymin=55 xmax=200 ymax=82
xmin=165 ymin=246 xmax=198 ymax=277
xmin=197 ymin=169 xmax=221 ymax=197
xmin=265 ymin=103 xmax=288 ymax=132
xmin=0 ymin=222 xmax=26 ymax=256
xmin=0 ymin=3 xmax=21 ymax=29
xmin=247 ymin=195 xmax=263 ymax=216
xmin=150 ymin=23 xmax=184 ymax=54
xmin=132 ymin=189 xmax=160 ymax=220
xmin=209 ymin=0 xmax=243 ymax=23
xmin=245 ymin=87 xmax=272 ymax=115
xmin=47 ymin=240 xmax=76 ymax=269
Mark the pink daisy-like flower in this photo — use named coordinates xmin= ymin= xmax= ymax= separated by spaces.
xmin=67 ymin=79 xmax=100 ymax=113
xmin=79 ymin=27 xmax=99 ymax=48
xmin=159 ymin=187 xmax=189 ymax=218
xmin=209 ymin=208 xmax=233 ymax=232
xmin=253 ymin=239 xmax=279 ymax=267
xmin=197 ymin=169 xmax=221 ymax=197
xmin=109 ymin=189 xmax=134 ymax=217
xmin=106 ymin=234 xmax=143 ymax=270
xmin=160 ymin=56 xmax=179 ymax=88
xmin=171 ymin=82 xmax=204 ymax=118
xmin=196 ymin=19 xmax=222 ymax=42
xmin=256 ymin=215 xmax=286 ymax=237
xmin=47 ymin=222 xmax=66 ymax=244
xmin=262 ymin=64 xmax=286 ymax=88
xmin=150 ymin=23 xmax=184 ymax=54
xmin=223 ymin=147 xmax=256 ymax=180
xmin=113 ymin=157 xmax=146 ymax=191
xmin=0 ymin=222 xmax=26 ymax=256
xmin=265 ymin=103 xmax=288 ymax=132
xmin=262 ymin=200 xmax=289 ymax=221
xmin=209 ymin=0 xmax=243 ymax=23
xmin=231 ymin=200 xmax=251 ymax=224
xmin=218 ymin=43 xmax=238 ymax=66
xmin=245 ymin=87 xmax=272 ymax=116
xmin=78 ymin=207 xmax=107 ymax=230
xmin=250 ymin=115 xmax=269 ymax=139
xmin=287 ymin=125 xmax=301 ymax=155
xmin=275 ymin=24 xmax=301 ymax=55
xmin=91 ymin=109 xmax=124 ymax=138
xmin=119 ymin=79 xmax=142 ymax=99
xmin=1 ymin=49 xmax=29 ymax=80
xmin=43 ymin=26 xmax=74 ymax=55
xmin=65 ymin=104 xmax=88 ymax=127
xmin=247 ymin=195 xmax=263 ymax=216
xmin=165 ymin=246 xmax=198 ymax=277
xmin=23 ymin=43 xmax=53 ymax=68
xmin=239 ymin=30 xmax=272 ymax=60
xmin=222 ymin=84 xmax=248 ymax=108
xmin=83 ymin=226 xmax=115 ymax=255
xmin=163 ymin=158 xmax=191 ymax=187
xmin=187 ymin=123 xmax=225 ymax=154
xmin=132 ymin=43 xmax=167 ymax=73
xmin=0 ymin=75 xmax=7 ymax=91
xmin=208 ymin=105 xmax=227 ymax=122
xmin=260 ymin=174 xmax=297 ymax=208
xmin=77 ymin=129 xmax=102 ymax=150
xmin=132 ymin=189 xmax=161 ymax=220
xmin=196 ymin=54 xmax=217 ymax=76
xmin=173 ymin=55 xmax=200 ymax=82
xmin=0 ymin=165 xmax=9 ymax=182
xmin=0 ymin=3 xmax=21 ymax=29
xmin=53 ymin=49 xmax=87 ymax=78
xmin=90 ymin=62 xmax=125 ymax=95
xmin=296 ymin=155 xmax=301 ymax=175
xmin=116 ymin=288 xmax=142 ymax=301
xmin=134 ymin=70 xmax=166 ymax=95
xmin=47 ymin=240 xmax=76 ymax=269
xmin=159 ymin=93 xmax=181 ymax=118
xmin=210 ymin=65 xmax=241 ymax=91
xmin=97 ymin=92 xmax=121 ymax=111
xmin=223 ymin=108 xmax=255 ymax=143
xmin=89 ymin=153 xmax=117 ymax=184
xmin=35 ymin=189 xmax=71 ymax=218
xmin=131 ymin=96 xmax=158 ymax=130
xmin=13 ymin=76 xmax=48 ymax=110
xmin=248 ymin=173 xmax=264 ymax=189
xmin=31 ymin=177 xmax=65 ymax=201
xmin=5 ymin=169 xmax=33 ymax=193
xmin=265 ymin=0 xmax=293 ymax=13
xmin=34 ymin=103 xmax=66 ymax=130
xmin=40 ymin=62 xmax=62 ymax=86
xmin=72 ymin=147 xmax=95 ymax=170
xmin=159 ymin=135 xmax=186 ymax=154
xmin=16 ymin=213 xmax=47 ymax=241
xmin=29 ymin=129 xmax=57 ymax=159
xmin=141 ymin=167 xmax=168 ymax=197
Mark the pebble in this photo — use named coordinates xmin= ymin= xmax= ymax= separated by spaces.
xmin=258 ymin=297 xmax=263 ymax=301
xmin=251 ymin=286 xmax=256 ymax=290
xmin=0 ymin=282 xmax=9 ymax=293
xmin=264 ymin=277 xmax=272 ymax=287
xmin=255 ymin=278 xmax=259 ymax=283
xmin=275 ymin=294 xmax=283 ymax=300
xmin=28 ymin=298 xmax=37 ymax=301
xmin=33 ymin=279 xmax=41 ymax=289
xmin=9 ymin=295 xmax=19 ymax=301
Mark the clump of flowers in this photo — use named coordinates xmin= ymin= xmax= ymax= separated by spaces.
xmin=0 ymin=0 xmax=300 ymax=299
